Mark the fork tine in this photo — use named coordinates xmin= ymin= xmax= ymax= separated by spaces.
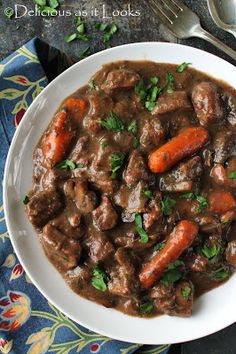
xmin=169 ymin=0 xmax=185 ymax=11
xmin=149 ymin=0 xmax=174 ymax=24
xmin=160 ymin=0 xmax=180 ymax=17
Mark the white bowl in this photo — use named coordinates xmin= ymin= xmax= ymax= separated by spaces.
xmin=3 ymin=42 xmax=236 ymax=345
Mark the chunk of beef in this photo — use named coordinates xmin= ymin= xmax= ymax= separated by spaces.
xmin=101 ymin=69 xmax=140 ymax=92
xmin=91 ymin=174 xmax=119 ymax=194
xmin=41 ymin=224 xmax=81 ymax=270
xmin=114 ymin=182 xmax=148 ymax=213
xmin=114 ymin=230 xmax=159 ymax=250
xmin=212 ymin=131 xmax=236 ymax=164
xmin=115 ymin=248 xmax=135 ymax=274
xmin=225 ymin=94 xmax=236 ymax=126
xmin=26 ymin=189 xmax=62 ymax=228
xmin=152 ymin=91 xmax=192 ymax=115
xmin=42 ymin=168 xmax=70 ymax=190
xmin=92 ymin=196 xmax=118 ymax=231
xmin=211 ymin=158 xmax=236 ymax=189
xmin=50 ymin=206 xmax=84 ymax=239
xmin=84 ymin=228 xmax=114 ymax=263
xmin=123 ymin=150 xmax=149 ymax=187
xmin=140 ymin=116 xmax=165 ymax=152
xmin=185 ymin=253 xmax=208 ymax=272
xmin=69 ymin=136 xmax=89 ymax=164
xmin=64 ymin=179 xmax=97 ymax=214
xmin=226 ymin=240 xmax=236 ymax=267
xmin=197 ymin=215 xmax=222 ymax=234
xmin=143 ymin=195 xmax=162 ymax=231
xmin=66 ymin=265 xmax=91 ymax=290
xmin=160 ymin=156 xmax=203 ymax=192
xmin=192 ymin=82 xmax=224 ymax=125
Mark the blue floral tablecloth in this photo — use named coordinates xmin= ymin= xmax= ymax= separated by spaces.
xmin=0 ymin=38 xmax=171 ymax=354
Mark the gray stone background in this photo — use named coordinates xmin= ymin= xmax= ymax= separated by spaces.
xmin=0 ymin=0 xmax=236 ymax=353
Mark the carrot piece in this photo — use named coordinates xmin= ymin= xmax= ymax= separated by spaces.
xmin=64 ymin=98 xmax=87 ymax=117
xmin=209 ymin=191 xmax=236 ymax=214
xmin=148 ymin=127 xmax=209 ymax=173
xmin=42 ymin=110 xmax=74 ymax=164
xmin=139 ymin=220 xmax=199 ymax=288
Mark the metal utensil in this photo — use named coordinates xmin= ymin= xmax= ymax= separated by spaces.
xmin=207 ymin=0 xmax=236 ymax=39
xmin=148 ymin=0 xmax=236 ymax=61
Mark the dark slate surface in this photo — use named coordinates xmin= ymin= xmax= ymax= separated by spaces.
xmin=0 ymin=1 xmax=236 ymax=353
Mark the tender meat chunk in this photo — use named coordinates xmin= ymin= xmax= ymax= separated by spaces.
xmin=173 ymin=280 xmax=194 ymax=317
xmin=64 ymin=179 xmax=97 ymax=214
xmin=26 ymin=189 xmax=62 ymax=228
xmin=114 ymin=230 xmax=159 ymax=250
xmin=185 ymin=253 xmax=208 ymax=272
xmin=101 ymin=69 xmax=140 ymax=92
xmin=152 ymin=91 xmax=192 ymax=115
xmin=69 ymin=136 xmax=90 ymax=164
xmin=226 ymin=94 xmax=236 ymax=126
xmin=114 ymin=182 xmax=148 ymax=213
xmin=197 ymin=215 xmax=222 ymax=234
xmin=211 ymin=157 xmax=236 ymax=189
xmin=50 ymin=206 xmax=84 ymax=239
xmin=212 ymin=131 xmax=236 ymax=164
xmin=41 ymin=168 xmax=70 ymax=190
xmin=226 ymin=240 xmax=236 ymax=267
xmin=143 ymin=195 xmax=162 ymax=231
xmin=160 ymin=156 xmax=203 ymax=192
xmin=115 ymin=248 xmax=135 ymax=274
xmin=41 ymin=224 xmax=81 ymax=270
xmin=140 ymin=116 xmax=165 ymax=152
xmin=192 ymin=82 xmax=224 ymax=125
xmin=91 ymin=174 xmax=119 ymax=194
xmin=123 ymin=150 xmax=149 ymax=187
xmin=84 ymin=228 xmax=114 ymax=263
xmin=66 ymin=265 xmax=91 ymax=290
xmin=92 ymin=196 xmax=118 ymax=231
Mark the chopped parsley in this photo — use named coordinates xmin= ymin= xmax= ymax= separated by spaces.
xmin=160 ymin=260 xmax=184 ymax=285
xmin=161 ymin=197 xmax=176 ymax=216
xmin=91 ymin=266 xmax=109 ymax=292
xmin=140 ymin=301 xmax=154 ymax=314
xmin=65 ymin=16 xmax=90 ymax=43
xmin=143 ymin=188 xmax=155 ymax=200
xmin=135 ymin=213 xmax=149 ymax=244
xmin=154 ymin=241 xmax=165 ymax=252
xmin=177 ymin=62 xmax=192 ymax=73
xmin=101 ymin=112 xmax=125 ymax=132
xmin=135 ymin=77 xmax=162 ymax=112
xmin=180 ymin=192 xmax=208 ymax=214
xmin=94 ymin=23 xmax=118 ymax=42
xmin=55 ymin=159 xmax=77 ymax=170
xmin=182 ymin=286 xmax=191 ymax=300
xmin=32 ymin=0 xmax=59 ymax=15
xmin=88 ymin=80 xmax=96 ymax=91
xmin=99 ymin=138 xmax=108 ymax=149
xmin=133 ymin=136 xmax=139 ymax=148
xmin=198 ymin=244 xmax=220 ymax=262
xmin=79 ymin=46 xmax=91 ymax=60
xmin=128 ymin=120 xmax=139 ymax=148
xmin=166 ymin=72 xmax=175 ymax=93
xmin=228 ymin=170 xmax=236 ymax=179
xmin=210 ymin=267 xmax=229 ymax=280
xmin=23 ymin=195 xmax=30 ymax=205
xmin=110 ymin=152 xmax=126 ymax=179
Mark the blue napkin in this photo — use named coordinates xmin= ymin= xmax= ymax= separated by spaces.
xmin=0 ymin=38 xmax=171 ymax=354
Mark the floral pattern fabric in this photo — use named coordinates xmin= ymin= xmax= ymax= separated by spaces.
xmin=0 ymin=38 xmax=171 ymax=354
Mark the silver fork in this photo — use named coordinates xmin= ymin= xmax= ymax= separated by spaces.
xmin=148 ymin=0 xmax=236 ymax=61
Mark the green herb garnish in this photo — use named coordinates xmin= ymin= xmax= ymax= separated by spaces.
xmin=160 ymin=260 xmax=184 ymax=285
xmin=128 ymin=120 xmax=138 ymax=135
xmin=91 ymin=266 xmax=109 ymax=292
xmin=135 ymin=77 xmax=162 ymax=112
xmin=154 ymin=241 xmax=165 ymax=252
xmin=135 ymin=213 xmax=149 ymax=244
xmin=199 ymin=244 xmax=220 ymax=262
xmin=101 ymin=112 xmax=125 ymax=132
xmin=210 ymin=267 xmax=229 ymax=280
xmin=88 ymin=80 xmax=96 ymax=91
xmin=180 ymin=192 xmax=195 ymax=199
xmin=166 ymin=72 xmax=175 ymax=93
xmin=65 ymin=16 xmax=89 ymax=43
xmin=23 ymin=195 xmax=30 ymax=205
xmin=228 ymin=170 xmax=236 ymax=179
xmin=55 ymin=159 xmax=77 ymax=170
xmin=133 ymin=136 xmax=139 ymax=148
xmin=195 ymin=195 xmax=208 ymax=214
xmin=177 ymin=62 xmax=192 ymax=73
xmin=65 ymin=33 xmax=77 ymax=43
xmin=110 ymin=152 xmax=126 ymax=179
xmin=94 ymin=22 xmax=118 ymax=42
xmin=79 ymin=47 xmax=91 ymax=60
xmin=143 ymin=188 xmax=154 ymax=200
xmin=33 ymin=0 xmax=59 ymax=16
xmin=161 ymin=197 xmax=176 ymax=216
xmin=182 ymin=286 xmax=191 ymax=300
xmin=140 ymin=301 xmax=154 ymax=314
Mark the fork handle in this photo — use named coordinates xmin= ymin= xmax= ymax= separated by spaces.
xmin=194 ymin=27 xmax=236 ymax=61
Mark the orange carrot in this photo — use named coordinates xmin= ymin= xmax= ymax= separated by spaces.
xmin=209 ymin=191 xmax=236 ymax=214
xmin=64 ymin=97 xmax=88 ymax=120
xmin=139 ymin=220 xmax=199 ymax=288
xmin=148 ymin=127 xmax=209 ymax=173
xmin=42 ymin=110 xmax=74 ymax=164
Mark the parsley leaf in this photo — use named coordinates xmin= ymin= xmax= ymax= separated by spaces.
xmin=23 ymin=195 xmax=30 ymax=205
xmin=65 ymin=33 xmax=77 ymax=43
xmin=94 ymin=23 xmax=118 ymax=42
xmin=101 ymin=112 xmax=125 ymax=132
xmin=135 ymin=77 xmax=162 ymax=112
xmin=160 ymin=260 xmax=184 ymax=285
xmin=140 ymin=301 xmax=154 ymax=314
xmin=210 ymin=267 xmax=229 ymax=280
xmin=199 ymin=244 xmax=220 ymax=261
xmin=110 ymin=152 xmax=126 ymax=179
xmin=79 ymin=47 xmax=91 ymax=60
xmin=66 ymin=16 xmax=89 ymax=43
xmin=88 ymin=80 xmax=96 ymax=91
xmin=91 ymin=266 xmax=109 ymax=292
xmin=177 ymin=62 xmax=192 ymax=73
xmin=161 ymin=197 xmax=176 ymax=216
xmin=135 ymin=213 xmax=149 ymax=244
xmin=228 ymin=170 xmax=236 ymax=179
xmin=195 ymin=195 xmax=208 ymax=214
xmin=55 ymin=159 xmax=77 ymax=170
xmin=180 ymin=192 xmax=195 ymax=199
xmin=128 ymin=120 xmax=138 ymax=135
xmin=154 ymin=241 xmax=165 ymax=252
xmin=182 ymin=286 xmax=191 ymax=300
xmin=143 ymin=188 xmax=154 ymax=200
xmin=166 ymin=72 xmax=175 ymax=93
